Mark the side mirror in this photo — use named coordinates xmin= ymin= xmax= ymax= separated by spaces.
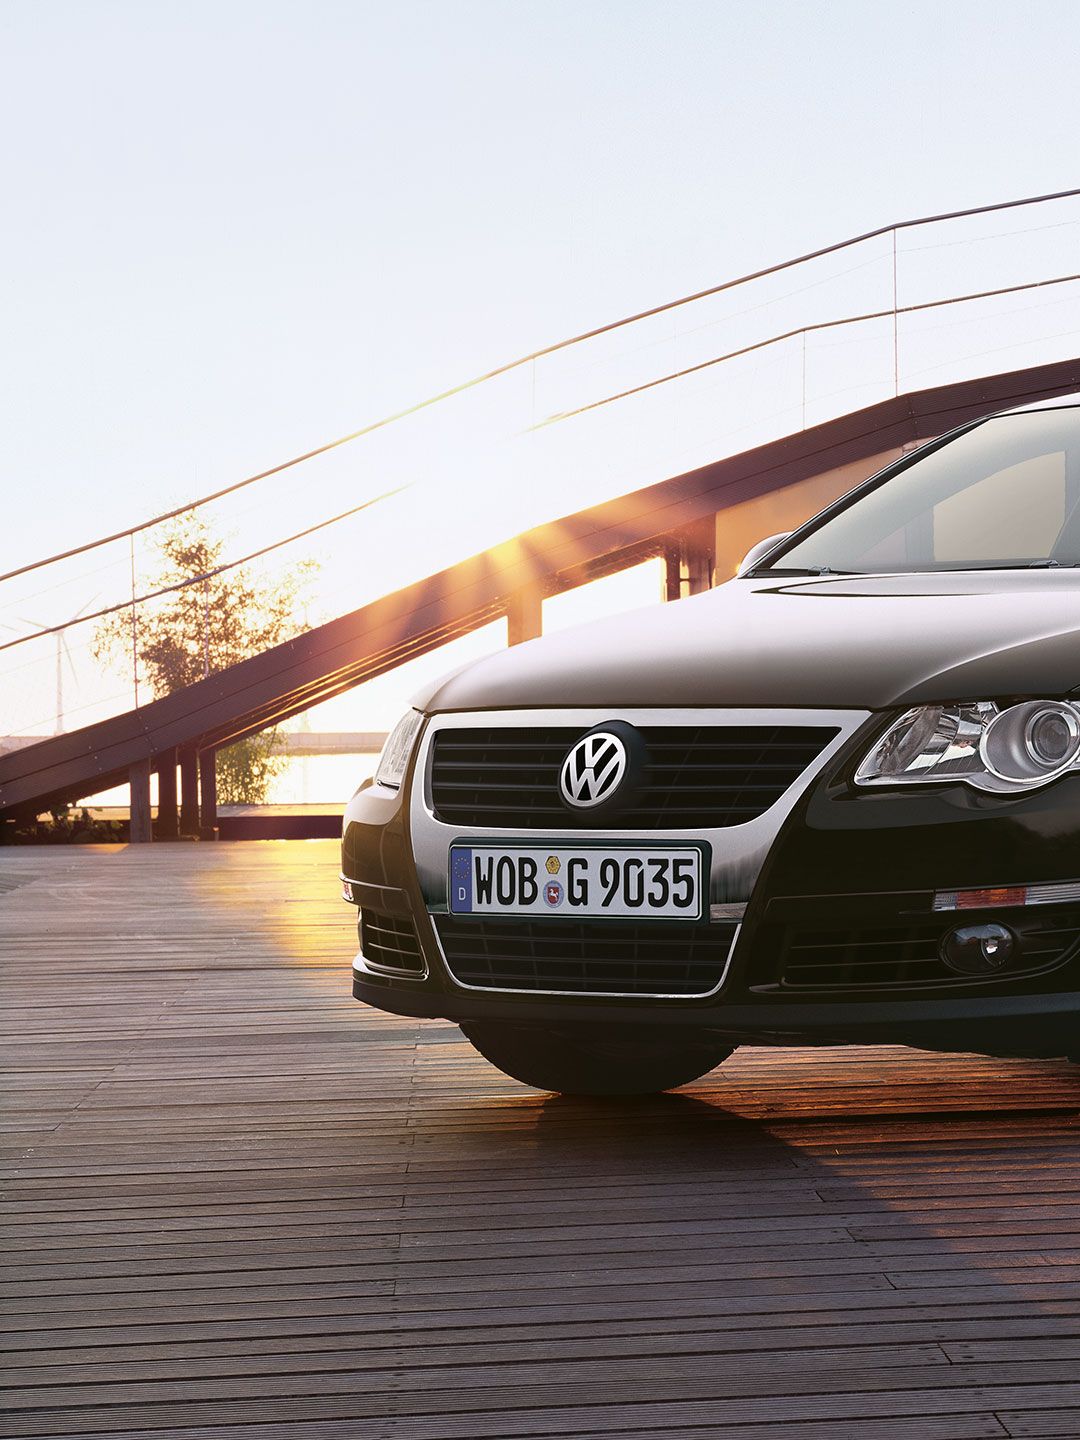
xmin=737 ymin=532 xmax=791 ymax=576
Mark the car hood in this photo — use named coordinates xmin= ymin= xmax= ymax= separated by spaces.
xmin=420 ymin=571 xmax=1080 ymax=713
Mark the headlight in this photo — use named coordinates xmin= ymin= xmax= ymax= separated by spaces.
xmin=855 ymin=700 xmax=1080 ymax=793
xmin=374 ymin=709 xmax=424 ymax=790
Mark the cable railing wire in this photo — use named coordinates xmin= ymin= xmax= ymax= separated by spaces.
xmin=0 ymin=486 xmax=406 ymax=656
xmin=532 ymin=271 xmax=1080 ymax=428
xmin=3 ymin=184 xmax=1078 ymax=588
xmin=3 ymin=264 xmax=1079 ymax=659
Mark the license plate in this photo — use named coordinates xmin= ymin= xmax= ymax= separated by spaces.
xmin=448 ymin=844 xmax=704 ymax=920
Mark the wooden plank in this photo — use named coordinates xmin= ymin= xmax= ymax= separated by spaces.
xmin=0 ymin=841 xmax=1078 ymax=1439
xmin=996 ymin=1410 xmax=1080 ymax=1436
xmin=4 ymin=1419 xmax=1013 ymax=1440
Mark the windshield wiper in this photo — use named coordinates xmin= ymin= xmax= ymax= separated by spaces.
xmin=760 ymin=565 xmax=863 ymax=577
xmin=945 ymin=561 xmax=1080 ymax=571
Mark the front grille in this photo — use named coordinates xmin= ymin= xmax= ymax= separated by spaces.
xmin=434 ymin=915 xmax=737 ymax=996
xmin=430 ymin=725 xmax=838 ymax=830
xmin=359 ymin=908 xmax=425 ymax=975
xmin=775 ymin=908 xmax=1080 ymax=993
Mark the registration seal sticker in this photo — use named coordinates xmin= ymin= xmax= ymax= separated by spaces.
xmin=544 ymin=880 xmax=564 ymax=908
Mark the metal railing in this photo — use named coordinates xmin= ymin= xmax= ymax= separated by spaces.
xmin=2 ymin=187 xmax=1079 ymax=741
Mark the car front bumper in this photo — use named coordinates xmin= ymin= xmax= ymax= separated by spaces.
xmin=343 ymin=708 xmax=1080 ymax=1061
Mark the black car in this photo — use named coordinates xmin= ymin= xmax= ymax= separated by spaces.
xmin=342 ymin=394 xmax=1080 ymax=1093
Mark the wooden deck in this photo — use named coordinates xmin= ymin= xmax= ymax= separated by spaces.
xmin=2 ymin=841 xmax=1079 ymax=1440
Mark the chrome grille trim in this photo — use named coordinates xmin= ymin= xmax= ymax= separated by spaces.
xmin=355 ymin=909 xmax=429 ymax=981
xmin=409 ymin=709 xmax=871 ymax=934
xmin=430 ymin=918 xmax=742 ymax=999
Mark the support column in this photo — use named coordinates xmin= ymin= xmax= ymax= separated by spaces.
xmin=128 ymin=756 xmax=152 ymax=844
xmin=662 ymin=527 xmax=714 ymax=600
xmin=179 ymin=745 xmax=199 ymax=838
xmin=507 ymin=585 xmax=543 ymax=646
xmin=683 ymin=519 xmax=715 ymax=595
xmin=662 ymin=542 xmax=682 ymax=602
xmin=156 ymin=748 xmax=178 ymax=840
xmin=688 ymin=544 xmax=714 ymax=590
xmin=199 ymin=749 xmax=218 ymax=841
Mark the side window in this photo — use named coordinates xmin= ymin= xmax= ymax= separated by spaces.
xmin=932 ymin=451 xmax=1067 ymax=563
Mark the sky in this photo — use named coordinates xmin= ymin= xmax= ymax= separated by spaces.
xmin=1 ymin=0 xmax=1079 ymax=795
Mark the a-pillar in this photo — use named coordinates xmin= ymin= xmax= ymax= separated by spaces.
xmin=128 ymin=756 xmax=153 ymax=844
xmin=179 ymin=746 xmax=200 ymax=838
xmin=199 ymin=749 xmax=218 ymax=841
xmin=507 ymin=585 xmax=543 ymax=646
xmin=156 ymin=747 xmax=178 ymax=840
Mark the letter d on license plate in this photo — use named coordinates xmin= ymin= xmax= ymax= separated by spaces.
xmin=449 ymin=844 xmax=703 ymax=920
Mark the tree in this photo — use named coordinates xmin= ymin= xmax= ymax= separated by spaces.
xmin=92 ymin=515 xmax=314 ymax=803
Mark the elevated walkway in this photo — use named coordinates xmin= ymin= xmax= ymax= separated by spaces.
xmin=2 ymin=357 xmax=1078 ymax=835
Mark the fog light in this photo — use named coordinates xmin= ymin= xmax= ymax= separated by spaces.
xmin=940 ymin=922 xmax=1016 ymax=975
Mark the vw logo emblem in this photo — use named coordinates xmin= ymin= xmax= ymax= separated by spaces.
xmin=559 ymin=731 xmax=628 ymax=809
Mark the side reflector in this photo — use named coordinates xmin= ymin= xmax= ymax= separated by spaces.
xmin=933 ymin=880 xmax=1080 ymax=911
xmin=933 ymin=886 xmax=1028 ymax=911
xmin=933 ymin=875 xmax=1080 ymax=910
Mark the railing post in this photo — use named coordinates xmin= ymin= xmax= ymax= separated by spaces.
xmin=129 ymin=534 xmax=140 ymax=710
xmin=199 ymin=749 xmax=219 ymax=841
xmin=892 ymin=225 xmax=899 ymax=396
xmin=179 ymin=746 xmax=200 ymax=838
xmin=128 ymin=756 xmax=152 ymax=844
xmin=156 ymin=748 xmax=178 ymax=840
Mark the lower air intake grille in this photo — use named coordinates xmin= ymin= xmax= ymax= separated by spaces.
xmin=430 ymin=725 xmax=839 ymax=829
xmin=434 ymin=915 xmax=737 ymax=996
xmin=776 ymin=908 xmax=1080 ymax=993
xmin=360 ymin=909 xmax=425 ymax=976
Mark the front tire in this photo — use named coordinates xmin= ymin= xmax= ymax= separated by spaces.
xmin=459 ymin=1021 xmax=735 ymax=1096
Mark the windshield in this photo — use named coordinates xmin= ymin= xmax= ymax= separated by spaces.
xmin=761 ymin=406 xmax=1080 ymax=575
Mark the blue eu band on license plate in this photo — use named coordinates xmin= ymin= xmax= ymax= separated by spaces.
xmin=449 ymin=845 xmax=703 ymax=920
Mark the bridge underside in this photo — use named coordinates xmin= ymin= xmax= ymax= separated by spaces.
xmin=2 ymin=357 xmax=1078 ymax=831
